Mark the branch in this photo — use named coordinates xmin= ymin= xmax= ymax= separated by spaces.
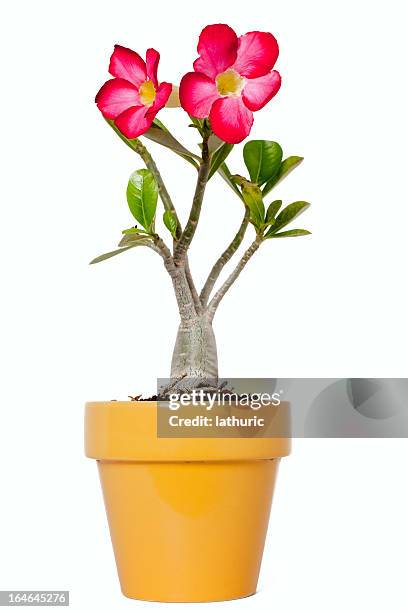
xmin=200 ymin=207 xmax=250 ymax=306
xmin=156 ymin=235 xmax=200 ymax=315
xmin=151 ymin=236 xmax=197 ymax=322
xmin=150 ymin=235 xmax=173 ymax=261
xmin=107 ymin=120 xmax=182 ymax=238
xmin=133 ymin=140 xmax=183 ymax=239
xmin=207 ymin=236 xmax=263 ymax=321
xmin=185 ymin=257 xmax=203 ymax=315
xmin=107 ymin=121 xmax=199 ymax=321
xmin=173 ymin=135 xmax=211 ymax=265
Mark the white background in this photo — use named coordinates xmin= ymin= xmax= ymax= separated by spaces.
xmin=1 ymin=0 xmax=407 ymax=610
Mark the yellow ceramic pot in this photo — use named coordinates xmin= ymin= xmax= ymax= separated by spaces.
xmin=85 ymin=401 xmax=290 ymax=602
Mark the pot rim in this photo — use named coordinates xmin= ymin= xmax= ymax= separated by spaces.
xmin=85 ymin=401 xmax=291 ymax=462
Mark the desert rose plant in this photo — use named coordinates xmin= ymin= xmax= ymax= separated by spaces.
xmin=93 ymin=23 xmax=311 ymax=394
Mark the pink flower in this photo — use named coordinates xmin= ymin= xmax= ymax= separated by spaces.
xmin=96 ymin=45 xmax=172 ymax=139
xmin=179 ymin=24 xmax=281 ymax=144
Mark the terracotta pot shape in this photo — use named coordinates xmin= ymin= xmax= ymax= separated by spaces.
xmin=85 ymin=401 xmax=290 ymax=603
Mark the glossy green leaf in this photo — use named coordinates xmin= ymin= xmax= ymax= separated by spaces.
xmin=243 ymin=140 xmax=283 ymax=186
xmin=265 ymin=200 xmax=282 ymax=225
xmin=262 ymin=156 xmax=304 ymax=196
xmin=241 ymin=182 xmax=265 ymax=229
xmin=266 ymin=229 xmax=311 ymax=239
xmin=208 ymin=142 xmax=234 ymax=179
xmin=265 ymin=201 xmax=310 ymax=236
xmin=163 ymin=210 xmax=178 ymax=239
xmin=89 ymin=246 xmax=135 ymax=264
xmin=126 ymin=169 xmax=158 ymax=231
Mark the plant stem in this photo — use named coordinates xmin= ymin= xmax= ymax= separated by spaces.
xmin=185 ymin=257 xmax=203 ymax=315
xmin=150 ymin=235 xmax=173 ymax=260
xmin=173 ymin=135 xmax=211 ymax=265
xmin=170 ymin=314 xmax=218 ymax=384
xmin=107 ymin=120 xmax=182 ymax=238
xmin=107 ymin=120 xmax=201 ymax=327
xmin=200 ymin=208 xmax=250 ymax=306
xmin=151 ymin=236 xmax=197 ymax=322
xmin=207 ymin=236 xmax=263 ymax=321
xmin=133 ymin=140 xmax=182 ymax=239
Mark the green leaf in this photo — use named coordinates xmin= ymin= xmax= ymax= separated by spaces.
xmin=243 ymin=140 xmax=283 ymax=186
xmin=265 ymin=200 xmax=282 ymax=225
xmin=105 ymin=116 xmax=199 ymax=168
xmin=163 ymin=210 xmax=178 ymax=239
xmin=230 ymin=174 xmax=247 ymax=184
xmin=207 ymin=134 xmax=225 ymax=154
xmin=208 ymin=142 xmax=234 ymax=179
xmin=144 ymin=123 xmax=200 ymax=168
xmin=241 ymin=182 xmax=265 ymax=230
xmin=126 ymin=169 xmax=158 ymax=231
xmin=265 ymin=201 xmax=310 ymax=236
xmin=266 ymin=229 xmax=311 ymax=239
xmin=152 ymin=118 xmax=168 ymax=131
xmin=118 ymin=233 xmax=152 ymax=247
xmin=89 ymin=246 xmax=135 ymax=264
xmin=189 ymin=116 xmax=205 ymax=135
xmin=217 ymin=163 xmax=244 ymax=201
xmin=121 ymin=227 xmax=149 ymax=235
xmin=262 ymin=156 xmax=304 ymax=197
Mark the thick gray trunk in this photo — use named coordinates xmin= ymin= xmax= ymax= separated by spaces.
xmin=170 ymin=315 xmax=218 ymax=391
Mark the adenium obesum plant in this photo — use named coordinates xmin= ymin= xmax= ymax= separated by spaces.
xmin=93 ymin=23 xmax=311 ymax=393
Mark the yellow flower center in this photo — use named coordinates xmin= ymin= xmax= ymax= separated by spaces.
xmin=139 ymin=80 xmax=156 ymax=106
xmin=216 ymin=69 xmax=245 ymax=97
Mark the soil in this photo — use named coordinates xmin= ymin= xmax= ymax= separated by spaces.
xmin=128 ymin=395 xmax=158 ymax=401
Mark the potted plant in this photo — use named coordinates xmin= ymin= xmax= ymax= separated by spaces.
xmin=85 ymin=23 xmax=310 ymax=602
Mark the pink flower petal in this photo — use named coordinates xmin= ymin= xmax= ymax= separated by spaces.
xmin=209 ymin=96 xmax=254 ymax=144
xmin=109 ymin=44 xmax=147 ymax=87
xmin=232 ymin=31 xmax=279 ymax=78
xmin=193 ymin=24 xmax=238 ymax=79
xmin=114 ymin=105 xmax=154 ymax=139
xmin=148 ymin=82 xmax=173 ymax=115
xmin=179 ymin=72 xmax=220 ymax=118
xmin=146 ymin=48 xmax=160 ymax=87
xmin=95 ymin=78 xmax=140 ymax=119
xmin=242 ymin=70 xmax=281 ymax=111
